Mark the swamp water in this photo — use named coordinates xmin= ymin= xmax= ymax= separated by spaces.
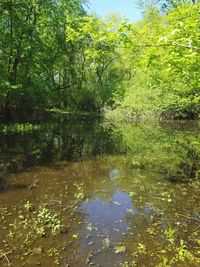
xmin=0 ymin=117 xmax=199 ymax=267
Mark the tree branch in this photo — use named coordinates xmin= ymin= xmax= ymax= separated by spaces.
xmin=130 ymin=43 xmax=200 ymax=51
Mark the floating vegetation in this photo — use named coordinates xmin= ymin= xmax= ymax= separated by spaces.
xmin=0 ymin=123 xmax=41 ymax=134
xmin=102 ymin=237 xmax=110 ymax=249
xmin=7 ymin=203 xmax=63 ymax=240
xmin=114 ymin=245 xmax=127 ymax=254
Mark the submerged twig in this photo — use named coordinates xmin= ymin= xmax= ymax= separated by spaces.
xmin=176 ymin=213 xmax=200 ymax=222
xmin=28 ymin=179 xmax=39 ymax=189
xmin=0 ymin=251 xmax=12 ymax=266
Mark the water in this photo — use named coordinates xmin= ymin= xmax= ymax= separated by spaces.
xmin=0 ymin=116 xmax=199 ymax=267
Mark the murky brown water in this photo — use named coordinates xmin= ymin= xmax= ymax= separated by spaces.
xmin=0 ymin=117 xmax=200 ymax=266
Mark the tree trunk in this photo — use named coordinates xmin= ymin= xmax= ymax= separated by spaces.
xmin=4 ymin=99 xmax=12 ymax=122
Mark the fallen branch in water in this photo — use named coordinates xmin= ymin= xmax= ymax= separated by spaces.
xmin=28 ymin=179 xmax=40 ymax=189
xmin=175 ymin=213 xmax=200 ymax=222
xmin=0 ymin=250 xmax=12 ymax=266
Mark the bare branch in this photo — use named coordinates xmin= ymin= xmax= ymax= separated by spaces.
xmin=129 ymin=43 xmax=200 ymax=51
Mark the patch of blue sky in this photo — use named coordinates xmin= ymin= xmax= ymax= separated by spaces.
xmin=85 ymin=0 xmax=143 ymax=22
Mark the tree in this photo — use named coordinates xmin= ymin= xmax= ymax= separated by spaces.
xmin=66 ymin=15 xmax=125 ymax=110
xmin=0 ymin=0 xmax=86 ymax=119
xmin=113 ymin=2 xmax=200 ymax=119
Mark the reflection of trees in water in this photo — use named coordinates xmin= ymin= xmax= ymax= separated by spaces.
xmin=0 ymin=176 xmax=10 ymax=191
xmin=112 ymin=122 xmax=200 ymax=182
xmin=0 ymin=118 xmax=199 ymax=183
xmin=0 ymin=118 xmax=123 ymax=175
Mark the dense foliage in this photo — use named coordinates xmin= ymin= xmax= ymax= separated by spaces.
xmin=113 ymin=2 xmax=200 ymax=120
xmin=0 ymin=0 xmax=199 ymax=120
xmin=0 ymin=0 xmax=86 ymax=119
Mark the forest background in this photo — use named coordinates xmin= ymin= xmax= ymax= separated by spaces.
xmin=0 ymin=0 xmax=199 ymax=121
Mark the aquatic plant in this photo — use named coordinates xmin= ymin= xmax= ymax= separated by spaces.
xmin=36 ymin=205 xmax=63 ymax=236
xmin=0 ymin=123 xmax=41 ymax=134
